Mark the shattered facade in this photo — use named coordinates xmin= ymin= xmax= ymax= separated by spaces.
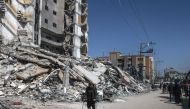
xmin=0 ymin=0 xmax=34 ymax=45
xmin=0 ymin=0 xmax=88 ymax=58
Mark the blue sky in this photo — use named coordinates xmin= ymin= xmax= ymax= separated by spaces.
xmin=87 ymin=0 xmax=190 ymax=73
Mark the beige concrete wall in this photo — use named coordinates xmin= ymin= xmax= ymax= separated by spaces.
xmin=41 ymin=0 xmax=65 ymax=34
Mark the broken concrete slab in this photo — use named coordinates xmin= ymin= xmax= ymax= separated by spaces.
xmin=112 ymin=66 xmax=131 ymax=84
xmin=18 ymin=84 xmax=29 ymax=93
xmin=16 ymin=66 xmax=49 ymax=80
xmin=40 ymin=88 xmax=52 ymax=94
xmin=0 ymin=91 xmax=4 ymax=96
xmin=74 ymin=65 xmax=100 ymax=84
xmin=16 ymin=63 xmax=34 ymax=72
xmin=29 ymin=84 xmax=37 ymax=89
xmin=58 ymin=70 xmax=64 ymax=82
xmin=43 ymin=69 xmax=60 ymax=83
xmin=92 ymin=62 xmax=107 ymax=76
xmin=10 ymin=82 xmax=17 ymax=88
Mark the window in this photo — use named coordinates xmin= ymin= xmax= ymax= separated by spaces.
xmin=46 ymin=36 xmax=52 ymax=40
xmin=53 ymin=23 xmax=57 ymax=28
xmin=45 ymin=5 xmax=48 ymax=11
xmin=71 ymin=16 xmax=74 ymax=23
xmin=53 ymin=10 xmax=57 ymax=15
xmin=54 ymin=0 xmax=57 ymax=3
xmin=138 ymin=58 xmax=143 ymax=61
xmin=45 ymin=19 xmax=48 ymax=24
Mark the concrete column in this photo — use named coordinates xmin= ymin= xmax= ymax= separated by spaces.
xmin=72 ymin=0 xmax=82 ymax=58
xmin=63 ymin=67 xmax=70 ymax=93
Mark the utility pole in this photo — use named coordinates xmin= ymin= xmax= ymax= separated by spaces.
xmin=139 ymin=42 xmax=156 ymax=82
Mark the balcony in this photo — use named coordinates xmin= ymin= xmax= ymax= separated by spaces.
xmin=65 ymin=0 xmax=75 ymax=14
xmin=81 ymin=3 xmax=87 ymax=14
xmin=81 ymin=43 xmax=87 ymax=55
xmin=81 ymin=14 xmax=87 ymax=25
xmin=41 ymin=37 xmax=63 ymax=47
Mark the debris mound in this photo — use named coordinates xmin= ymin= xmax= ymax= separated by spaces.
xmin=0 ymin=44 xmax=150 ymax=102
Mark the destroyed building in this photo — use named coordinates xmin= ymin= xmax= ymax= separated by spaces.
xmin=0 ymin=0 xmax=88 ymax=58
xmin=0 ymin=1 xmax=151 ymax=106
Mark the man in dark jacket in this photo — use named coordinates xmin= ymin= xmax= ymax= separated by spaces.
xmin=174 ymin=81 xmax=182 ymax=104
xmin=86 ymin=83 xmax=97 ymax=109
xmin=168 ymin=82 xmax=173 ymax=102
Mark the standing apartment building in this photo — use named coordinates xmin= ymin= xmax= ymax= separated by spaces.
xmin=109 ymin=52 xmax=155 ymax=81
xmin=0 ymin=0 xmax=88 ymax=58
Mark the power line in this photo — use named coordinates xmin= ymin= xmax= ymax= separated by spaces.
xmin=109 ymin=0 xmax=143 ymax=41
xmin=128 ymin=0 xmax=150 ymax=41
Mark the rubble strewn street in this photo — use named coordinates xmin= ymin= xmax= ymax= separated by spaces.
xmin=0 ymin=0 xmax=190 ymax=109
xmin=0 ymin=44 xmax=150 ymax=106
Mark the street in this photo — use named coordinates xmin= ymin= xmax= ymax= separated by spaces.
xmin=2 ymin=90 xmax=189 ymax=109
xmin=94 ymin=91 xmax=189 ymax=109
xmin=43 ymin=90 xmax=188 ymax=109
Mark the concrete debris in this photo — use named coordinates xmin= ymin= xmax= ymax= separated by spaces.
xmin=114 ymin=99 xmax=126 ymax=103
xmin=74 ymin=65 xmax=100 ymax=84
xmin=0 ymin=45 xmax=151 ymax=103
xmin=10 ymin=82 xmax=17 ymax=88
xmin=16 ymin=66 xmax=49 ymax=80
xmin=0 ymin=91 xmax=4 ymax=96
xmin=0 ymin=100 xmax=16 ymax=109
xmin=18 ymin=84 xmax=29 ymax=93
xmin=39 ymin=88 xmax=52 ymax=94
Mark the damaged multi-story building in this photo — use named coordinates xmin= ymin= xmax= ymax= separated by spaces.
xmin=0 ymin=0 xmax=34 ymax=45
xmin=98 ymin=52 xmax=155 ymax=82
xmin=0 ymin=0 xmax=88 ymax=58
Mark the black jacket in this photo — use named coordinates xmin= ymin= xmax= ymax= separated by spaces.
xmin=86 ymin=86 xmax=97 ymax=102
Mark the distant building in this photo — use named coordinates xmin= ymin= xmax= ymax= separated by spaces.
xmin=108 ymin=52 xmax=155 ymax=81
xmin=96 ymin=56 xmax=109 ymax=62
xmin=164 ymin=68 xmax=185 ymax=82
xmin=0 ymin=0 xmax=88 ymax=58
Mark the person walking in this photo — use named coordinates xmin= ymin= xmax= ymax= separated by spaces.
xmin=174 ymin=81 xmax=182 ymax=104
xmin=168 ymin=82 xmax=173 ymax=102
xmin=85 ymin=83 xmax=97 ymax=109
xmin=163 ymin=83 xmax=166 ymax=93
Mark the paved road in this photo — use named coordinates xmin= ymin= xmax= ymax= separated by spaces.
xmin=13 ymin=90 xmax=189 ymax=109
xmin=62 ymin=90 xmax=189 ymax=109
xmin=94 ymin=90 xmax=188 ymax=109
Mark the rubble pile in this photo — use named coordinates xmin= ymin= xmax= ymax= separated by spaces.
xmin=0 ymin=44 xmax=150 ymax=102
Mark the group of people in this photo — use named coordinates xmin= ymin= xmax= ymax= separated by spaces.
xmin=161 ymin=79 xmax=190 ymax=106
xmin=85 ymin=80 xmax=190 ymax=109
xmin=167 ymin=81 xmax=182 ymax=104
